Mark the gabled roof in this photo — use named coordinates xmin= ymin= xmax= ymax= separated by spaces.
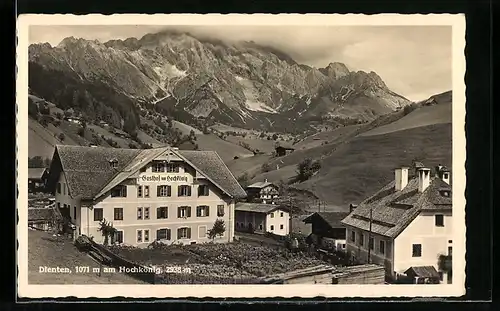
xmin=247 ymin=181 xmax=276 ymax=189
xmin=235 ymin=202 xmax=288 ymax=214
xmin=405 ymin=266 xmax=440 ymax=279
xmin=28 ymin=167 xmax=48 ymax=180
xmin=341 ymin=176 xmax=452 ymax=238
xmin=303 ymin=212 xmax=350 ymax=228
xmin=48 ymin=145 xmax=247 ymax=201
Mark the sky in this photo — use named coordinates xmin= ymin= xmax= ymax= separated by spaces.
xmin=29 ymin=25 xmax=452 ymax=101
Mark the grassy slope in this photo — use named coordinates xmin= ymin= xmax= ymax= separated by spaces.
xmin=296 ymin=123 xmax=452 ymax=208
xmin=28 ymin=118 xmax=66 ymax=159
xmin=226 ymin=153 xmax=273 ymax=178
xmin=194 ymin=134 xmax=254 ymax=163
xmin=225 ymin=136 xmax=278 ymax=154
xmin=28 ymin=230 xmax=142 ymax=284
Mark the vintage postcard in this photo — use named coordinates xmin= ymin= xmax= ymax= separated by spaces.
xmin=16 ymin=14 xmax=466 ymax=299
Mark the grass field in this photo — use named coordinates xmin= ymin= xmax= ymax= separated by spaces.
xmin=28 ymin=118 xmax=64 ymax=159
xmin=28 ymin=230 xmax=143 ymax=284
xmin=194 ymin=134 xmax=254 ymax=163
xmin=227 ymin=153 xmax=273 ymax=178
xmin=225 ymin=135 xmax=277 ymax=154
xmin=296 ymin=123 xmax=452 ymax=206
xmin=293 ymin=125 xmax=364 ymax=150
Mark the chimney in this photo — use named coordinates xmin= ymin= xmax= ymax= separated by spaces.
xmin=265 ymin=179 xmax=268 ymax=183
xmin=349 ymin=203 xmax=358 ymax=213
xmin=395 ymin=167 xmax=409 ymax=191
xmin=418 ymin=167 xmax=431 ymax=192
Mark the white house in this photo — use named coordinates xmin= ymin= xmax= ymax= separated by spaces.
xmin=341 ymin=164 xmax=453 ymax=284
xmin=234 ymin=202 xmax=290 ymax=236
xmin=47 ymin=145 xmax=247 ymax=247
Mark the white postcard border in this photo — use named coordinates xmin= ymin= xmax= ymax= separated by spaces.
xmin=16 ymin=13 xmax=467 ymax=299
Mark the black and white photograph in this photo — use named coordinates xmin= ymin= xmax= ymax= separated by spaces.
xmin=17 ymin=14 xmax=466 ymax=298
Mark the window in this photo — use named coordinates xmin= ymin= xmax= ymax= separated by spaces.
xmin=342 ymin=244 xmax=346 ymax=249
xmin=94 ymin=208 xmax=103 ymax=221
xmin=152 ymin=162 xmax=165 ymax=172
xmin=448 ymin=246 xmax=453 ymax=256
xmin=157 ymin=185 xmax=171 ymax=197
xmin=73 ymin=206 xmax=77 ymax=220
xmin=144 ymin=230 xmax=150 ymax=242
xmin=114 ymin=208 xmax=123 ymax=221
xmin=270 ymin=213 xmax=274 ymax=218
xmin=178 ymin=206 xmax=191 ymax=218
xmin=412 ymin=244 xmax=422 ymax=257
xmin=270 ymin=225 xmax=274 ymax=231
xmin=350 ymin=231 xmax=356 ymax=242
xmin=448 ymin=240 xmax=453 ymax=243
xmin=259 ymin=224 xmax=263 ymax=230
xmin=217 ymin=205 xmax=225 ymax=217
xmin=113 ymin=231 xmax=124 ymax=244
xmin=144 ymin=185 xmax=150 ymax=197
xmin=435 ymin=215 xmax=444 ymax=227
xmin=144 ymin=207 xmax=150 ymax=219
xmin=178 ymin=185 xmax=192 ymax=197
xmin=196 ymin=205 xmax=210 ymax=217
xmin=280 ymin=224 xmax=284 ymax=229
xmin=280 ymin=212 xmax=284 ymax=217
xmin=198 ymin=185 xmax=210 ymax=196
xmin=199 ymin=226 xmax=207 ymax=238
xmin=57 ymin=183 xmax=61 ymax=194
xmin=166 ymin=163 xmax=179 ymax=173
xmin=137 ymin=230 xmax=142 ymax=243
xmin=360 ymin=233 xmax=364 ymax=246
xmin=111 ymin=185 xmax=127 ymax=198
xmin=137 ymin=207 xmax=143 ymax=220
xmin=156 ymin=228 xmax=171 ymax=241
xmin=443 ymin=173 xmax=449 ymax=179
xmin=177 ymin=227 xmax=191 ymax=239
xmin=137 ymin=186 xmax=143 ymax=198
xmin=157 ymin=206 xmax=168 ymax=219
xmin=369 ymin=237 xmax=374 ymax=250
xmin=63 ymin=184 xmax=66 ymax=195
xmin=379 ymin=240 xmax=385 ymax=254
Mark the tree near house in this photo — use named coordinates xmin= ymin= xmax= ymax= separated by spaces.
xmin=28 ymin=156 xmax=45 ymax=168
xmin=237 ymin=172 xmax=250 ymax=188
xmin=97 ymin=218 xmax=117 ymax=246
xmin=207 ymin=219 xmax=226 ymax=240
xmin=438 ymin=254 xmax=452 ymax=282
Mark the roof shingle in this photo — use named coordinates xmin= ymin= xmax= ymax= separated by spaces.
xmin=341 ymin=176 xmax=452 ymax=238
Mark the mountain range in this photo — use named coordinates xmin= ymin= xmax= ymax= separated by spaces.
xmin=28 ymin=30 xmax=412 ymax=133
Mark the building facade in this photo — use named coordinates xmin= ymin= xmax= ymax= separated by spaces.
xmin=48 ymin=145 xmax=247 ymax=247
xmin=342 ymin=164 xmax=453 ymax=284
xmin=235 ymin=203 xmax=290 ymax=236
xmin=302 ymin=212 xmax=350 ymax=251
xmin=245 ymin=180 xmax=280 ymax=204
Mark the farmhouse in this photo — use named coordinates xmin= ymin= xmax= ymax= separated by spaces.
xmin=275 ymin=145 xmax=295 ymax=157
xmin=245 ymin=180 xmax=280 ymax=204
xmin=46 ymin=145 xmax=247 ymax=247
xmin=28 ymin=167 xmax=49 ymax=193
xmin=235 ymin=203 xmax=290 ymax=236
xmin=341 ymin=164 xmax=453 ymax=284
xmin=303 ymin=212 xmax=350 ymax=251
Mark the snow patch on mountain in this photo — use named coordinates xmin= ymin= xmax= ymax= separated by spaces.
xmin=235 ymin=75 xmax=277 ymax=113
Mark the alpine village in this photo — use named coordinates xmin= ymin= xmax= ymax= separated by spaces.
xmin=27 ymin=31 xmax=453 ymax=285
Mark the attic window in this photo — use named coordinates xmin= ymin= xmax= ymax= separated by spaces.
xmin=109 ymin=159 xmax=118 ymax=169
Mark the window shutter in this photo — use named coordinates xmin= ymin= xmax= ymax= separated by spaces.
xmin=187 ymin=206 xmax=191 ymax=218
xmin=157 ymin=207 xmax=161 ymax=219
xmin=156 ymin=186 xmax=160 ymax=197
xmin=198 ymin=186 xmax=201 ymax=196
xmin=177 ymin=228 xmax=181 ymax=239
xmin=196 ymin=206 xmax=200 ymax=217
xmin=206 ymin=206 xmax=210 ymax=217
xmin=188 ymin=186 xmax=192 ymax=196
xmin=177 ymin=206 xmax=181 ymax=218
xmin=156 ymin=229 xmax=161 ymax=240
xmin=165 ymin=207 xmax=168 ymax=218
xmin=177 ymin=185 xmax=181 ymax=196
xmin=167 ymin=229 xmax=171 ymax=240
xmin=167 ymin=186 xmax=171 ymax=196
xmin=187 ymin=227 xmax=192 ymax=239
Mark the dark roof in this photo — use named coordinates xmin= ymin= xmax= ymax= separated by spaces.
xmin=28 ymin=208 xmax=54 ymax=221
xmin=49 ymin=145 xmax=246 ymax=201
xmin=405 ymin=266 xmax=440 ymax=278
xmin=303 ymin=212 xmax=350 ymax=228
xmin=28 ymin=167 xmax=48 ymax=180
xmin=235 ymin=202 xmax=288 ymax=214
xmin=341 ymin=177 xmax=452 ymax=238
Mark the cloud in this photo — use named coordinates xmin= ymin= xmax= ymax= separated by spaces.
xmin=28 ymin=25 xmax=452 ymax=101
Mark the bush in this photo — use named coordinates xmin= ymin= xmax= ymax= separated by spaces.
xmin=57 ymin=133 xmax=65 ymax=142
xmin=261 ymin=163 xmax=271 ymax=173
xmin=296 ymin=158 xmax=321 ymax=182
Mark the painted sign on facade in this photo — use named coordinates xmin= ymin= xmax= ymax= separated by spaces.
xmin=137 ymin=174 xmax=192 ymax=184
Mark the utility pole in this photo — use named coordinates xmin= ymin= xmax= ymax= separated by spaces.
xmin=368 ymin=207 xmax=373 ymax=264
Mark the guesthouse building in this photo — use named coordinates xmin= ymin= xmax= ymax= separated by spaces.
xmin=46 ymin=145 xmax=247 ymax=247
xmin=303 ymin=211 xmax=350 ymax=251
xmin=341 ymin=164 xmax=453 ymax=284
xmin=235 ymin=202 xmax=290 ymax=236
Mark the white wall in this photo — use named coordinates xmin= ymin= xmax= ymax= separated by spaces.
xmin=55 ymin=172 xmax=81 ymax=232
xmin=266 ymin=209 xmax=290 ymax=236
xmin=394 ymin=211 xmax=453 ymax=278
